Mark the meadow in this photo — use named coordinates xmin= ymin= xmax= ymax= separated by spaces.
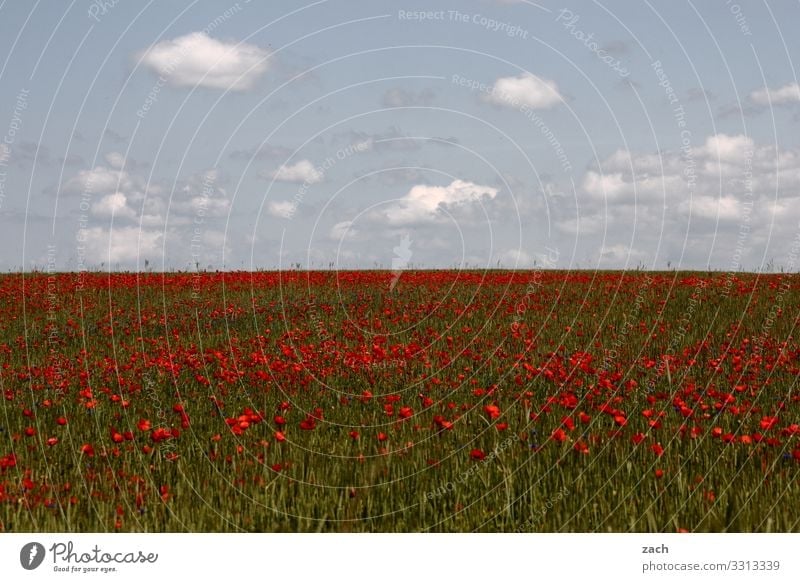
xmin=1 ymin=270 xmax=799 ymax=532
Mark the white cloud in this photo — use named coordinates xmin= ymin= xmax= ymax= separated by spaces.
xmin=557 ymin=132 xmax=800 ymax=267
xmin=83 ymin=226 xmax=162 ymax=264
xmin=581 ymin=169 xmax=683 ymax=204
xmin=483 ymin=73 xmax=562 ymax=109
xmin=268 ymin=200 xmax=297 ymax=218
xmin=330 ymin=221 xmax=355 ymax=241
xmin=750 ymin=82 xmax=800 ymax=106
xmin=67 ymin=165 xmax=134 ymax=195
xmin=698 ymin=133 xmax=754 ymax=162
xmin=679 ymin=195 xmax=742 ymax=222
xmin=104 ymin=152 xmax=126 ymax=169
xmin=269 ymin=159 xmax=323 ymax=184
xmin=138 ymin=32 xmax=270 ymax=91
xmin=383 ymin=179 xmax=499 ymax=225
xmin=92 ymin=192 xmax=136 ymax=219
xmin=61 ymin=156 xmax=234 ymax=267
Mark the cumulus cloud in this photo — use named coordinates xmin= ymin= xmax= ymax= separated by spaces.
xmin=382 ymin=179 xmax=499 ymax=225
xmin=483 ymin=73 xmax=563 ymax=109
xmin=138 ymin=32 xmax=270 ymax=91
xmin=750 ymin=82 xmax=800 ymax=106
xmin=269 ymin=159 xmax=323 ymax=184
xmin=104 ymin=152 xmax=126 ymax=169
xmin=698 ymin=133 xmax=755 ymax=162
xmin=557 ymin=132 xmax=800 ymax=268
xmin=578 ymin=134 xmax=767 ymax=207
xmin=268 ymin=200 xmax=297 ymax=218
xmin=92 ymin=192 xmax=137 ymax=219
xmin=63 ymin=157 xmax=231 ymax=266
xmin=66 ymin=164 xmax=137 ymax=195
xmin=330 ymin=221 xmax=355 ymax=241
xmin=83 ymin=226 xmax=163 ymax=264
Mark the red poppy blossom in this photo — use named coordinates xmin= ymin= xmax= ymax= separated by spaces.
xmin=299 ymin=415 xmax=317 ymax=430
xmin=483 ymin=405 xmax=501 ymax=420
xmin=470 ymin=449 xmax=486 ymax=461
xmin=760 ymin=416 xmax=779 ymax=431
xmin=573 ymin=440 xmax=589 ymax=454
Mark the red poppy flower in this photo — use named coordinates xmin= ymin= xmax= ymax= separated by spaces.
xmin=377 ymin=432 xmax=388 ymax=442
xmin=760 ymin=416 xmax=779 ymax=431
xmin=573 ymin=440 xmax=589 ymax=454
xmin=483 ymin=405 xmax=501 ymax=420
xmin=551 ymin=428 xmax=567 ymax=443
xmin=470 ymin=449 xmax=486 ymax=461
xmin=299 ymin=415 xmax=317 ymax=430
xmin=578 ymin=412 xmax=591 ymax=424
xmin=613 ymin=415 xmax=627 ymax=427
xmin=651 ymin=443 xmax=664 ymax=457
xmin=654 ymin=468 xmax=664 ymax=479
xmin=275 ymin=431 xmax=286 ymax=442
xmin=80 ymin=444 xmax=94 ymax=457
xmin=151 ymin=428 xmax=174 ymax=443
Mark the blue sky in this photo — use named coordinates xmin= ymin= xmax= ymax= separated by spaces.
xmin=1 ymin=0 xmax=799 ymax=271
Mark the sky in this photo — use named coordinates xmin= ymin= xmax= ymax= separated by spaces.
xmin=1 ymin=0 xmax=799 ymax=272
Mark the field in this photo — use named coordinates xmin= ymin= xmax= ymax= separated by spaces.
xmin=1 ymin=270 xmax=799 ymax=532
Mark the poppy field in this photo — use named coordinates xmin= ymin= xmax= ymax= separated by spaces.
xmin=2 ymin=270 xmax=800 ymax=532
